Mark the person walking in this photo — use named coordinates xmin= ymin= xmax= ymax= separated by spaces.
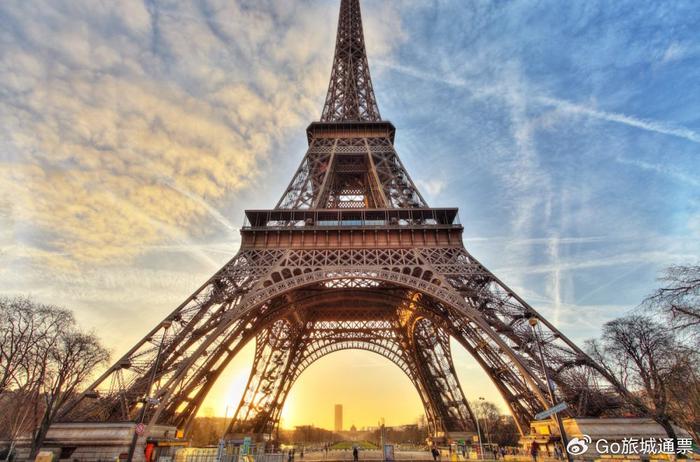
xmin=554 ymin=445 xmax=563 ymax=460
xmin=431 ymin=446 xmax=440 ymax=461
xmin=352 ymin=446 xmax=359 ymax=462
xmin=530 ymin=443 xmax=539 ymax=462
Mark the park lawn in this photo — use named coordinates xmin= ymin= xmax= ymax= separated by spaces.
xmin=330 ymin=441 xmax=378 ymax=450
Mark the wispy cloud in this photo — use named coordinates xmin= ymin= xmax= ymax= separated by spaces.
xmin=377 ymin=59 xmax=700 ymax=145
xmin=495 ymin=250 xmax=691 ymax=276
xmin=0 ymin=0 xmax=406 ymax=269
xmin=546 ymin=234 xmax=563 ymax=325
xmin=416 ymin=178 xmax=447 ymax=198
xmin=659 ymin=41 xmax=696 ymax=65
xmin=161 ymin=178 xmax=239 ymax=236
xmin=464 ymin=236 xmax=609 ymax=245
xmin=536 ymin=96 xmax=700 ymax=144
xmin=614 ymin=156 xmax=700 ymax=187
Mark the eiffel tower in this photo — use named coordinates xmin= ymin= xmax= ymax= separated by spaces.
xmin=60 ymin=0 xmax=625 ymax=444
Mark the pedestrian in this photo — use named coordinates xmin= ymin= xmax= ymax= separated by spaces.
xmin=353 ymin=446 xmax=359 ymax=462
xmin=431 ymin=446 xmax=440 ymax=461
xmin=300 ymin=447 xmax=304 ymax=460
xmin=530 ymin=443 xmax=538 ymax=462
xmin=554 ymin=445 xmax=562 ymax=460
xmin=288 ymin=449 xmax=293 ymax=462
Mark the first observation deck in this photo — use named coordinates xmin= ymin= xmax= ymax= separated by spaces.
xmin=240 ymin=208 xmax=464 ymax=249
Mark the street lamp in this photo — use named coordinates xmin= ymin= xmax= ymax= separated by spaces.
xmin=473 ymin=401 xmax=484 ymax=460
xmin=127 ymin=320 xmax=172 ymax=462
xmin=478 ymin=397 xmax=490 ymax=450
xmin=528 ymin=317 xmax=572 ymax=462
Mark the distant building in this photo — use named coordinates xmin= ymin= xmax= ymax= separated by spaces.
xmin=334 ymin=404 xmax=343 ymax=432
xmin=350 ymin=424 xmax=357 ymax=432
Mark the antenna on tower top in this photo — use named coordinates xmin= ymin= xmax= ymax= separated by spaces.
xmin=321 ymin=0 xmax=381 ymax=122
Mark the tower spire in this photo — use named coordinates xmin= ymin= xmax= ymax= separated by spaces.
xmin=321 ymin=0 xmax=381 ymax=122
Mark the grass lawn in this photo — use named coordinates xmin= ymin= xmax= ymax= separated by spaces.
xmin=330 ymin=441 xmax=378 ymax=450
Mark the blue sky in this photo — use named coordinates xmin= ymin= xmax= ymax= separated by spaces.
xmin=1 ymin=0 xmax=699 ymax=424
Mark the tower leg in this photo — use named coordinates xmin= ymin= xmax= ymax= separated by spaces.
xmin=228 ymin=318 xmax=304 ymax=439
xmin=410 ymin=317 xmax=477 ymax=440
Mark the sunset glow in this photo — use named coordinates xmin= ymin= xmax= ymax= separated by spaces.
xmin=2 ymin=0 xmax=698 ymax=435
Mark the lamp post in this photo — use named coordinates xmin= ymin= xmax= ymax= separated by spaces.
xmin=127 ymin=321 xmax=171 ymax=462
xmin=528 ymin=317 xmax=572 ymax=462
xmin=380 ymin=419 xmax=384 ymax=453
xmin=473 ymin=403 xmax=484 ymax=460
xmin=478 ymin=397 xmax=490 ymax=453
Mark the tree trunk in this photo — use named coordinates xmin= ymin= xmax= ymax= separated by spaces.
xmin=29 ymin=418 xmax=52 ymax=461
xmin=656 ymin=416 xmax=678 ymax=442
xmin=2 ymin=439 xmax=16 ymax=462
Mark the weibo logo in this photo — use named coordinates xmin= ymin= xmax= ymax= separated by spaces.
xmin=566 ymin=435 xmax=592 ymax=455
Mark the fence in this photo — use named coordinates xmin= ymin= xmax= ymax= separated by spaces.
xmin=174 ymin=446 xmax=286 ymax=462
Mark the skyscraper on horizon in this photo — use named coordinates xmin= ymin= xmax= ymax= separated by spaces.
xmin=334 ymin=404 xmax=343 ymax=432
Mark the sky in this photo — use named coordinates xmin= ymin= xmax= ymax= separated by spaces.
xmin=1 ymin=0 xmax=699 ymax=430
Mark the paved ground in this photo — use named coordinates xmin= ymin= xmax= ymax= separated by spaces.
xmin=294 ymin=451 xmax=561 ymax=462
xmin=299 ymin=450 xmax=432 ymax=461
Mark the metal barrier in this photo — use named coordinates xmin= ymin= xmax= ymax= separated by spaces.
xmin=175 ymin=445 xmax=286 ymax=462
xmin=175 ymin=448 xmax=218 ymax=462
xmin=176 ymin=448 xmax=439 ymax=462
xmin=218 ymin=451 xmax=284 ymax=462
xmin=255 ymin=454 xmax=286 ymax=462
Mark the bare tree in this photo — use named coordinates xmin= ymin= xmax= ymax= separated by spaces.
xmin=0 ymin=298 xmax=74 ymax=461
xmin=587 ymin=315 xmax=687 ymax=440
xmin=643 ymin=264 xmax=700 ymax=338
xmin=469 ymin=399 xmax=518 ymax=447
xmin=0 ymin=297 xmax=109 ymax=461
xmin=665 ymin=346 xmax=700 ymax=441
xmin=490 ymin=416 xmax=520 ymax=447
xmin=0 ymin=297 xmax=72 ymax=397
xmin=470 ymin=400 xmax=499 ymax=445
xmin=29 ymin=331 xmax=109 ymax=458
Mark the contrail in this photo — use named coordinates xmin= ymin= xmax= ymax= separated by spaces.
xmin=376 ymin=59 xmax=700 ymax=145
xmin=614 ymin=157 xmax=700 ymax=187
xmin=104 ymin=191 xmax=222 ymax=270
xmin=536 ymin=96 xmax=700 ymax=144
xmin=161 ymin=179 xmax=239 ymax=235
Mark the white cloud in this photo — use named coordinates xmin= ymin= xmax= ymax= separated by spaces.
xmin=416 ymin=178 xmax=446 ymax=197
xmin=660 ymin=42 xmax=690 ymax=64
xmin=0 ymin=0 xmax=407 ymax=269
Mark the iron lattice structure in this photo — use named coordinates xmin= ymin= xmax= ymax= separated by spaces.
xmin=60 ymin=0 xmax=627 ymax=440
xmin=321 ymin=0 xmax=380 ymax=122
